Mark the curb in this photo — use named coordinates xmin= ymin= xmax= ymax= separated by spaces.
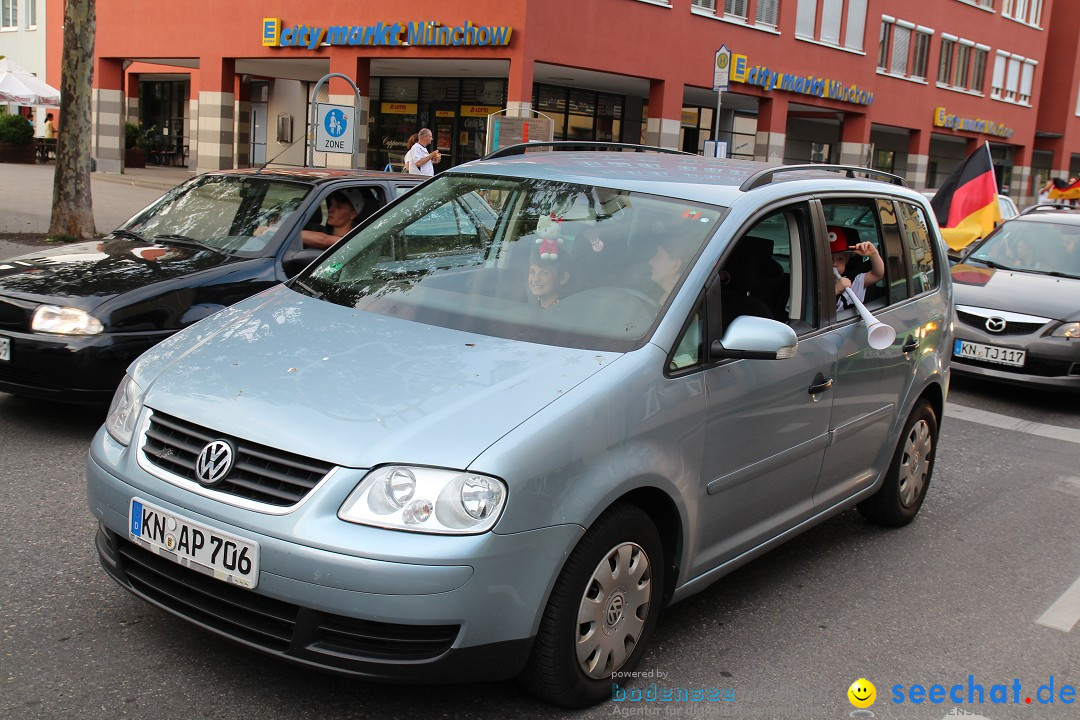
xmin=92 ymin=172 xmax=186 ymax=192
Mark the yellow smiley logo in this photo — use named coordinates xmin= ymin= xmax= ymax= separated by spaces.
xmin=847 ymin=678 xmax=876 ymax=709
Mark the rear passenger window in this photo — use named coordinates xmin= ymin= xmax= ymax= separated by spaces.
xmin=897 ymin=202 xmax=938 ymax=294
xmin=821 ymin=199 xmax=906 ymax=309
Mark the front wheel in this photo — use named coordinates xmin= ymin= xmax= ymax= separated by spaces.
xmin=519 ymin=503 xmax=665 ymax=708
xmin=858 ymin=400 xmax=938 ymax=527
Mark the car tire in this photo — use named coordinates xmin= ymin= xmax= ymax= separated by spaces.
xmin=519 ymin=503 xmax=664 ymax=708
xmin=858 ymin=400 xmax=938 ymax=527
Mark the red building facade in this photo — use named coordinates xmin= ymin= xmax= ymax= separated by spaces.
xmin=46 ymin=0 xmax=1080 ymax=204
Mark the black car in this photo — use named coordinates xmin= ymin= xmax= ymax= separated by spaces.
xmin=950 ymin=210 xmax=1080 ymax=390
xmin=0 ymin=168 xmax=425 ymax=402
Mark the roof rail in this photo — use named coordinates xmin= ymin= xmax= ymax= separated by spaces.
xmin=739 ymin=164 xmax=908 ymax=192
xmin=483 ymin=141 xmax=692 ymax=160
xmin=1020 ymin=203 xmax=1077 ymax=215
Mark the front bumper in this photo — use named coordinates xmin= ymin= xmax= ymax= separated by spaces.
xmin=86 ymin=429 xmax=584 ymax=682
xmin=951 ymin=326 xmax=1080 ymax=391
xmin=0 ymin=328 xmax=168 ymax=402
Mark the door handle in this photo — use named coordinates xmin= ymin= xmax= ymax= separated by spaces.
xmin=808 ymin=372 xmax=833 ymax=395
xmin=902 ymin=335 xmax=920 ymax=353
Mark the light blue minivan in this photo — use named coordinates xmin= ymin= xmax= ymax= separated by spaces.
xmin=87 ymin=148 xmax=951 ymax=707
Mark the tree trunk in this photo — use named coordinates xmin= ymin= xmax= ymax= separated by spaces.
xmin=48 ymin=0 xmax=96 ymax=240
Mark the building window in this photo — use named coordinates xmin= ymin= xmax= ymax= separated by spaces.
xmin=878 ymin=18 xmax=931 ymax=80
xmin=1003 ymin=0 xmax=1043 ymax=26
xmin=724 ymin=0 xmax=748 ymax=19
xmin=1 ymin=0 xmax=17 ymax=29
xmin=959 ymin=0 xmax=993 ymax=7
xmin=692 ymin=0 xmax=716 ymax=9
xmin=991 ymin=51 xmax=1035 ymax=105
xmin=25 ymin=0 xmax=34 ymax=28
xmin=756 ymin=0 xmax=780 ymax=26
xmin=938 ymin=36 xmax=987 ymax=92
xmin=797 ymin=0 xmax=867 ymax=50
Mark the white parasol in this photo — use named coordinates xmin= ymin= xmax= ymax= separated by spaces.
xmin=0 ymin=58 xmax=60 ymax=106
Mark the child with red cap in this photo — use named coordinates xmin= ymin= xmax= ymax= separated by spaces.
xmin=829 ymin=226 xmax=884 ymax=310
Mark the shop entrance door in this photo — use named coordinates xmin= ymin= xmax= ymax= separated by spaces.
xmin=430 ymin=104 xmax=457 ymax=170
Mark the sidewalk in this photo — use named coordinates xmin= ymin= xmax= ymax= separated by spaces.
xmin=0 ymin=162 xmax=194 ymax=236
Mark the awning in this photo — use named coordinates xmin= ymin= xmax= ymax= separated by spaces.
xmin=0 ymin=58 xmax=60 ymax=107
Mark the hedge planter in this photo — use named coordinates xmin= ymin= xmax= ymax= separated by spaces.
xmin=0 ymin=142 xmax=36 ymax=164
xmin=125 ymin=147 xmax=146 ymax=169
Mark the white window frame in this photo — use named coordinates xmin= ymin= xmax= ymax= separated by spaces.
xmin=25 ymin=0 xmax=34 ymax=29
xmin=691 ymin=0 xmax=717 ymax=9
xmin=1018 ymin=58 xmax=1037 ymax=104
xmin=724 ymin=0 xmax=749 ymax=20
xmin=755 ymin=0 xmax=780 ymax=27
xmin=1003 ymin=0 xmax=1043 ymax=26
xmin=877 ymin=16 xmax=930 ymax=82
xmin=1 ymin=0 xmax=17 ymax=30
xmin=795 ymin=0 xmax=868 ymax=52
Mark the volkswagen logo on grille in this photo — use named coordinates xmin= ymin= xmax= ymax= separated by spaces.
xmin=195 ymin=440 xmax=235 ymax=486
xmin=985 ymin=316 xmax=1007 ymax=333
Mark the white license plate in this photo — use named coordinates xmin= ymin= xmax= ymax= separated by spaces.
xmin=129 ymin=498 xmax=259 ymax=588
xmin=0 ymin=336 xmax=8 ymax=362
xmin=953 ymin=339 xmax=1026 ymax=367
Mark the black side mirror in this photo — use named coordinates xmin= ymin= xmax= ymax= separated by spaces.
xmin=282 ymin=249 xmax=323 ymax=277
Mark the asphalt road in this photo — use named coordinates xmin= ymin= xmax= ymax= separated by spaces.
xmin=1 ymin=246 xmax=1078 ymax=720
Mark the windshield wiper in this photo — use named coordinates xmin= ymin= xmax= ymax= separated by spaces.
xmin=291 ymin=280 xmax=324 ymax=299
xmin=1042 ymin=270 xmax=1080 ymax=280
xmin=973 ymin=258 xmax=1016 ymax=271
xmin=154 ymin=234 xmax=224 ymax=254
xmin=110 ymin=228 xmax=147 ymax=242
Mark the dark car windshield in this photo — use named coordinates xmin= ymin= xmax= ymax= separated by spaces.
xmin=294 ymin=173 xmax=724 ymax=352
xmin=967 ymin=220 xmax=1080 ymax=278
xmin=118 ymin=175 xmax=313 ymax=257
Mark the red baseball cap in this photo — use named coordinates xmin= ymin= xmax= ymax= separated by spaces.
xmin=827 ymin=226 xmax=855 ymax=254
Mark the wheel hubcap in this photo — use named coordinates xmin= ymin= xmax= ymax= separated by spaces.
xmin=576 ymin=542 xmax=653 ymax=679
xmin=898 ymin=419 xmax=932 ymax=507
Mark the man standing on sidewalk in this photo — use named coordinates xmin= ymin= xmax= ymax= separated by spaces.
xmin=407 ymin=128 xmax=441 ymax=176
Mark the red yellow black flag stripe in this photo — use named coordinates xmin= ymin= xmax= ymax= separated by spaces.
xmin=929 ymin=143 xmax=1002 ymax=251
xmin=1049 ymin=178 xmax=1080 ymax=201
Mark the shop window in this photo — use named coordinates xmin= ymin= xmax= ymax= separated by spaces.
xmin=796 ymin=0 xmax=867 ymax=51
xmin=878 ymin=18 xmax=930 ymax=81
xmin=1003 ymin=0 xmax=1043 ymax=26
xmin=1 ymin=0 xmax=16 ymax=29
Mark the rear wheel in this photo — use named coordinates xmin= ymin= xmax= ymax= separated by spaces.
xmin=858 ymin=400 xmax=938 ymax=526
xmin=520 ymin=503 xmax=664 ymax=708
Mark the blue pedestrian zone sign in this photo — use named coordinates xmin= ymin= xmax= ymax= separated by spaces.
xmin=315 ymin=103 xmax=356 ymax=154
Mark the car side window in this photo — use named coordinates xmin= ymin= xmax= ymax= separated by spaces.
xmin=669 ymin=308 xmax=703 ymax=372
xmin=821 ymin=199 xmax=901 ymax=310
xmin=897 ymin=202 xmax=938 ymax=294
xmin=711 ymin=203 xmax=816 ymax=341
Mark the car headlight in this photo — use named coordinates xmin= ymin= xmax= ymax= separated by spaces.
xmin=1052 ymin=322 xmax=1080 ymax=339
xmin=31 ymin=305 xmax=103 ymax=335
xmin=339 ymin=466 xmax=507 ymax=534
xmin=105 ymin=375 xmax=145 ymax=446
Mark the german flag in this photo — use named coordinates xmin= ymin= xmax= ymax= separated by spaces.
xmin=1048 ymin=178 xmax=1080 ymax=201
xmin=930 ymin=143 xmax=1002 ymax=251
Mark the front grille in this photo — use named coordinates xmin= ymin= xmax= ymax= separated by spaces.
xmin=956 ymin=310 xmax=1047 ymax=336
xmin=114 ymin=534 xmax=460 ymax=665
xmin=0 ymin=364 xmax=58 ymax=389
xmin=142 ymin=410 xmax=334 ymax=507
xmin=952 ymin=355 xmax=1075 ymax=377
xmin=0 ymin=299 xmax=29 ymax=329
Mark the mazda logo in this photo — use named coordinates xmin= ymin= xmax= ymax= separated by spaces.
xmin=985 ymin=317 xmax=1007 ymax=333
xmin=195 ymin=440 xmax=235 ymax=486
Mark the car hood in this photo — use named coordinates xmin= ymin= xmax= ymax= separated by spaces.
xmin=951 ymin=263 xmax=1080 ymax=320
xmin=137 ymin=285 xmax=619 ymax=470
xmin=0 ymin=239 xmax=241 ymax=308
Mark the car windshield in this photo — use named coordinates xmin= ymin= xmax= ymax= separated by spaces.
xmin=967 ymin=220 xmax=1080 ymax=278
xmin=118 ymin=175 xmax=313 ymax=257
xmin=294 ymin=173 xmax=725 ymax=352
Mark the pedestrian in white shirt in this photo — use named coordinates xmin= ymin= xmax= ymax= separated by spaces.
xmin=408 ymin=128 xmax=441 ymax=176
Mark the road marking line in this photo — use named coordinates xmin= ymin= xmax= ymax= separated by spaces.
xmin=945 ymin=403 xmax=1080 ymax=445
xmin=1036 ymin=575 xmax=1080 ymax=632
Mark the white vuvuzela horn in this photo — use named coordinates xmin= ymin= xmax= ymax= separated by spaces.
xmin=833 ymin=268 xmax=897 ymax=350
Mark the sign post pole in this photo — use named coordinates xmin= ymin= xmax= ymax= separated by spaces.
xmin=307 ymin=73 xmax=363 ymax=169
xmin=711 ymin=44 xmax=731 ymax=159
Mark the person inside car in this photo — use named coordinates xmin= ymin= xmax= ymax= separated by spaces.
xmin=830 ymin=226 xmax=884 ymax=309
xmin=527 ymin=249 xmax=571 ymax=309
xmin=302 ymin=190 xmax=364 ymax=249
